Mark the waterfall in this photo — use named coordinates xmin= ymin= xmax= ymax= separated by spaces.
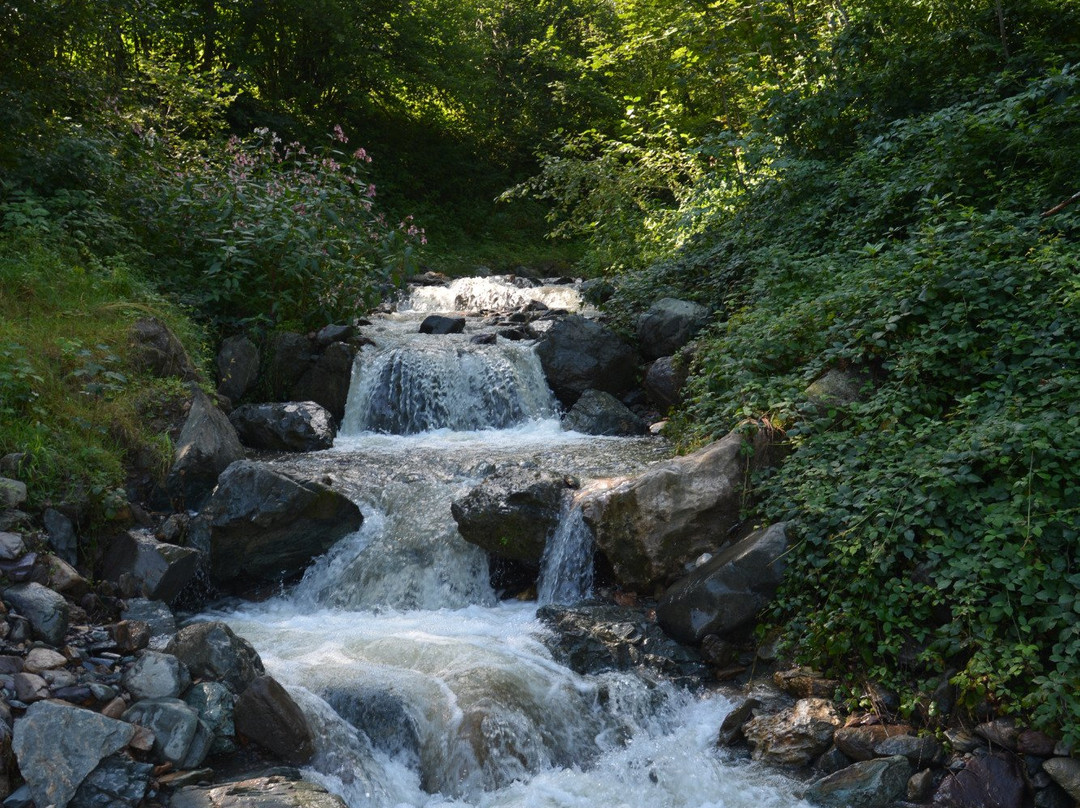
xmin=537 ymin=501 xmax=595 ymax=606
xmin=400 ymin=276 xmax=586 ymax=314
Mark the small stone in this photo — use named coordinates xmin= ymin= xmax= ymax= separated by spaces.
xmin=111 ymin=621 xmax=151 ymax=654
xmin=0 ymin=532 xmax=26 ymax=562
xmin=945 ymin=728 xmax=980 ymax=753
xmin=908 ymin=768 xmax=936 ymax=802
xmin=122 ymin=651 xmax=191 ymax=701
xmin=0 ymin=478 xmax=27 ymax=510
xmin=0 ymin=656 xmax=23 ymax=674
xmin=101 ymin=697 xmax=128 ymax=719
xmin=716 ymin=697 xmax=759 ymax=746
xmin=130 ymin=724 xmax=156 ymax=752
xmin=13 ymin=672 xmax=49 ymax=702
xmin=23 ymin=648 xmax=68 ymax=674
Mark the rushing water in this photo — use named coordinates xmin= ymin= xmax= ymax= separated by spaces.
xmin=211 ymin=278 xmax=808 ymax=808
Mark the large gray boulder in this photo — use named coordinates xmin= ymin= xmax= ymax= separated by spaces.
xmin=128 ymin=317 xmax=198 ymax=381
xmin=579 ymin=424 xmax=782 ymax=590
xmin=563 ymin=389 xmax=647 ymax=436
xmin=171 ymin=773 xmax=347 ymax=808
xmin=235 ymin=676 xmax=315 ymax=765
xmin=743 ymin=697 xmax=842 ymax=767
xmin=215 ymin=335 xmax=260 ymax=404
xmin=657 ymin=523 xmax=788 ymax=643
xmin=451 ymin=468 xmax=573 ymax=564
xmin=166 ymin=621 xmax=264 ymax=694
xmin=536 ymin=315 xmax=638 ymax=408
xmin=229 ymin=401 xmax=337 ymax=452
xmin=122 ymin=698 xmax=213 ymax=769
xmin=166 ymin=387 xmax=245 ymax=510
xmin=184 ymin=681 xmax=236 ymax=754
xmin=102 ymin=531 xmax=200 ymax=605
xmin=291 ymin=342 xmax=357 ymax=423
xmin=12 ymin=700 xmax=135 ymax=808
xmin=43 ymin=508 xmax=78 ymax=565
xmin=803 ymin=756 xmax=913 ymax=808
xmin=189 ymin=461 xmax=362 ymax=586
xmin=3 ymin=582 xmax=69 ymax=645
xmin=636 ymin=298 xmax=709 ymax=359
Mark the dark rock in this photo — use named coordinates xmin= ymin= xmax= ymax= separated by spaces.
xmin=13 ymin=673 xmax=48 ymax=702
xmin=215 ymin=336 xmax=260 ymax=404
xmin=102 ymin=531 xmax=200 ymax=605
xmin=121 ymin=650 xmax=191 ymax=700
xmin=420 ymin=315 xmax=466 ymax=335
xmin=170 ymin=773 xmax=348 ymax=808
xmin=563 ymin=389 xmax=647 ymax=436
xmin=834 ymin=724 xmax=915 ymax=762
xmin=1017 ymin=729 xmax=1057 ymax=756
xmin=314 ymin=324 xmax=354 ymax=347
xmin=932 ymin=751 xmax=1025 ymax=808
xmin=0 ymin=479 xmax=27 ymax=511
xmin=184 ymin=681 xmax=236 ymax=754
xmin=122 ymin=698 xmax=212 ymax=769
xmin=188 ymin=461 xmax=362 ymax=587
xmin=32 ymin=554 xmax=90 ymax=598
xmin=975 ymin=718 xmax=1020 ymax=750
xmin=291 ymin=342 xmax=357 ymax=423
xmin=580 ymin=278 xmax=615 ymax=305
xmin=700 ymin=635 xmax=738 ymax=667
xmin=874 ymin=734 xmax=943 ymax=767
xmin=12 ymin=700 xmax=135 ymax=808
xmin=235 ymin=676 xmax=315 ymax=764
xmin=0 ymin=552 xmax=35 ymax=583
xmin=773 ymin=668 xmax=840 ymax=699
xmin=743 ymin=697 xmax=842 ymax=767
xmin=636 ymin=298 xmax=709 ymax=360
xmin=69 ymin=754 xmax=152 ymax=808
xmin=717 ymin=697 xmax=759 ymax=746
xmin=1036 ymin=782 xmax=1075 ymax=808
xmin=111 ymin=620 xmax=151 ymax=654
xmin=804 ymin=368 xmax=869 ymax=413
xmin=908 ymin=768 xmax=937 ymax=802
xmin=656 ymin=523 xmax=788 ymax=643
xmin=944 ymin=728 xmax=980 ymax=754
xmin=321 ymin=684 xmax=420 ymax=762
xmin=804 ymin=755 xmax=913 ymax=808
xmin=815 ymin=745 xmax=854 ymax=775
xmin=166 ymin=621 xmax=264 ymax=694
xmin=121 ymin=599 xmax=176 ymax=648
xmin=535 ymin=315 xmax=638 ymax=408
xmin=470 ymin=334 xmax=497 ymax=346
xmin=166 ymin=387 xmax=245 ymax=511
xmin=643 ymin=356 xmax=687 ymax=415
xmin=128 ymin=317 xmax=198 ymax=381
xmin=1043 ymin=757 xmax=1080 ymax=802
xmin=3 ymin=582 xmax=69 ymax=645
xmin=0 ymin=533 xmax=25 ymax=562
xmin=580 ymin=423 xmax=783 ymax=590
xmin=229 ymin=401 xmax=337 ymax=452
xmin=267 ymin=333 xmax=315 ymax=400
xmin=451 ymin=468 xmax=572 ymax=564
xmin=43 ymin=508 xmax=78 ymax=566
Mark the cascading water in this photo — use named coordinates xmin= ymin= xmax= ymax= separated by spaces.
xmin=208 ymin=277 xmax=809 ymax=808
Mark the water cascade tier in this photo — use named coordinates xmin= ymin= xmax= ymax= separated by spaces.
xmin=209 ymin=277 xmax=807 ymax=808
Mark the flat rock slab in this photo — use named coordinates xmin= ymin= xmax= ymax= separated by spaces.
xmin=171 ymin=773 xmax=347 ymax=808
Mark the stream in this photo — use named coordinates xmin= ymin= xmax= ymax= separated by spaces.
xmin=207 ymin=277 xmax=809 ymax=808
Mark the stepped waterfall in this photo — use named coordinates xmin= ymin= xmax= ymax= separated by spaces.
xmin=208 ymin=277 xmax=807 ymax=808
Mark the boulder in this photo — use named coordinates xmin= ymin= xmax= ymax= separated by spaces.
xmin=657 ymin=523 xmax=788 ymax=643
xmin=315 ymin=324 xmax=354 ymax=347
xmin=170 ymin=773 xmax=347 ymax=808
xmin=834 ymin=724 xmax=915 ymax=761
xmin=166 ymin=387 xmax=245 ymax=511
xmin=319 ymin=684 xmax=420 ymax=762
xmin=803 ymin=755 xmax=913 ymax=808
xmin=122 ymin=698 xmax=212 ymax=769
xmin=188 ymin=461 xmax=362 ymax=586
xmin=290 ymin=342 xmax=357 ymax=423
xmin=267 ymin=333 xmax=315 ymax=400
xmin=229 ymin=401 xmax=337 ymax=452
xmin=579 ymin=423 xmax=782 ymax=590
xmin=235 ymin=676 xmax=315 ymax=764
xmin=69 ymin=754 xmax=153 ymax=808
xmin=166 ymin=621 xmax=265 ymax=694
xmin=3 ymin=582 xmax=69 ymax=645
xmin=563 ymin=389 xmax=647 ymax=436
xmin=102 ymin=531 xmax=200 ymax=605
xmin=451 ymin=468 xmax=573 ymax=564
xmin=536 ymin=315 xmax=638 ymax=408
xmin=804 ymin=368 xmax=868 ymax=413
xmin=215 ymin=335 xmax=260 ymax=404
xmin=636 ymin=298 xmax=709 ymax=359
xmin=931 ymin=751 xmax=1025 ymax=808
xmin=0 ymin=531 xmax=25 ymax=561
xmin=184 ymin=682 xmax=236 ymax=755
xmin=0 ymin=478 xmax=27 ymax=510
xmin=1044 ymin=758 xmax=1080 ymax=802
xmin=32 ymin=553 xmax=90 ymax=598
xmin=12 ymin=700 xmax=135 ymax=808
xmin=24 ymin=647 xmax=67 ymax=673
xmin=121 ymin=651 xmax=191 ymax=700
xmin=643 ymin=356 xmax=687 ymax=415
xmin=420 ymin=315 xmax=466 ymax=334
xmin=43 ymin=508 xmax=78 ymax=565
xmin=743 ymin=698 xmax=843 ymax=767
xmin=873 ymin=733 xmax=942 ymax=767
xmin=128 ymin=317 xmax=198 ymax=381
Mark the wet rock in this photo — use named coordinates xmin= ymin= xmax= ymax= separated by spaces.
xmin=803 ymin=755 xmax=913 ymax=808
xmin=69 ymin=754 xmax=152 ymax=808
xmin=166 ymin=387 xmax=245 ymax=511
xmin=102 ymin=531 xmax=200 ymax=605
xmin=873 ymin=733 xmax=942 ymax=767
xmin=188 ymin=461 xmax=362 ymax=587
xmin=122 ymin=698 xmax=212 ymax=769
xmin=122 ymin=650 xmax=191 ymax=700
xmin=184 ymin=681 xmax=236 ymax=754
xmin=129 ymin=317 xmax=198 ymax=381
xmin=170 ymin=773 xmax=348 ymax=808
xmin=580 ymin=423 xmax=783 ymax=590
xmin=40 ymin=508 xmax=79 ymax=566
xmin=315 ymin=324 xmax=354 ymax=347
xmin=229 ymin=401 xmax=337 ymax=452
xmin=636 ymin=298 xmax=709 ymax=359
xmin=121 ymin=599 xmax=177 ymax=648
xmin=420 ymin=315 xmax=466 ymax=334
xmin=451 ymin=468 xmax=573 ymax=564
xmin=833 ymin=724 xmax=914 ymax=761
xmin=944 ymin=728 xmax=980 ymax=754
xmin=1043 ymin=757 xmax=1080 ymax=802
xmin=932 ymin=751 xmax=1025 ymax=808
xmin=0 ymin=479 xmax=27 ymax=511
xmin=743 ymin=698 xmax=842 ymax=767
xmin=235 ymin=676 xmax=315 ymax=764
xmin=320 ymin=684 xmax=419 ymax=762
xmin=290 ymin=342 xmax=357 ymax=423
xmin=536 ymin=315 xmax=638 ymax=408
xmin=12 ymin=700 xmax=135 ymax=808
xmin=111 ymin=620 xmax=151 ymax=653
xmin=643 ymin=356 xmax=687 ymax=415
xmin=656 ymin=523 xmax=788 ymax=643
xmin=23 ymin=647 xmax=67 ymax=673
xmin=717 ymin=697 xmax=759 ymax=746
xmin=0 ymin=532 xmax=25 ymax=562
xmin=166 ymin=621 xmax=264 ymax=694
xmin=3 ymin=581 xmax=69 ymax=645
xmin=267 ymin=333 xmax=315 ymax=400
xmin=563 ymin=389 xmax=647 ymax=436
xmin=537 ymin=604 xmax=706 ymax=678
xmin=215 ymin=335 xmax=260 ymax=404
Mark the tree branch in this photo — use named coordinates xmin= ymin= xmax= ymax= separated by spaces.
xmin=1041 ymin=191 xmax=1080 ymax=218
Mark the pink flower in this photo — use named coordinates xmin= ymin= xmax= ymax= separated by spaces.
xmin=333 ymin=125 xmax=348 ymax=143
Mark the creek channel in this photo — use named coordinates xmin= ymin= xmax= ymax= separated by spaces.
xmin=207 ymin=277 xmax=809 ymax=808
